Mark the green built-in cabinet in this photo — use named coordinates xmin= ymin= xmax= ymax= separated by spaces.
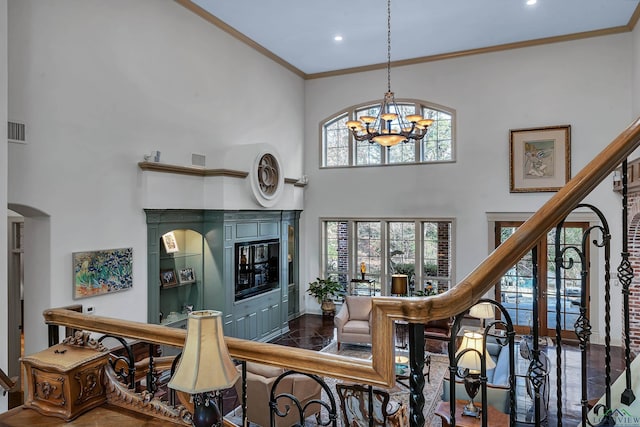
xmin=146 ymin=209 xmax=301 ymax=342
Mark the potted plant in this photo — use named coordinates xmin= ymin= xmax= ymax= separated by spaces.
xmin=307 ymin=276 xmax=343 ymax=315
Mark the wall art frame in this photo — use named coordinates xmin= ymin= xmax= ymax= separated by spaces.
xmin=509 ymin=125 xmax=571 ymax=193
xmin=178 ymin=267 xmax=196 ymax=285
xmin=162 ymin=231 xmax=179 ymax=253
xmin=73 ymin=247 xmax=133 ymax=299
xmin=160 ymin=268 xmax=178 ymax=288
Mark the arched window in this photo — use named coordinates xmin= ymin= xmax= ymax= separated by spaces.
xmin=321 ymin=100 xmax=455 ymax=167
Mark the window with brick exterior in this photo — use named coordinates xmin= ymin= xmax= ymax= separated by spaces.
xmin=321 ymin=219 xmax=453 ymax=295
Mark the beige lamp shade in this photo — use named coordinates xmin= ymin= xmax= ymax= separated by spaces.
xmin=168 ymin=310 xmax=239 ymax=394
xmin=373 ymin=134 xmax=405 ymax=147
xmin=469 ymin=302 xmax=495 ymax=320
xmin=455 ymin=331 xmax=496 ymax=372
xmin=391 ymin=274 xmax=408 ymax=295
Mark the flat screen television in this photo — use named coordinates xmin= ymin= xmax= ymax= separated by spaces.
xmin=235 ymin=239 xmax=280 ymax=301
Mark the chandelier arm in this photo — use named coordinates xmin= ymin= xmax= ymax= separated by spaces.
xmin=350 ymin=130 xmax=380 ymax=142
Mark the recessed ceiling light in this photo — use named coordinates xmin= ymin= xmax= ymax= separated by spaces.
xmin=334 ymin=35 xmax=343 ymax=42
xmin=526 ymin=0 xmax=537 ymax=5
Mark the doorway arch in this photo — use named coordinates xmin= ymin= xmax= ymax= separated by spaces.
xmin=7 ymin=203 xmax=51 ymax=360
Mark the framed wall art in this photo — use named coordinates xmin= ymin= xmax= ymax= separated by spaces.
xmin=178 ymin=267 xmax=196 ymax=284
xmin=160 ymin=268 xmax=178 ymax=288
xmin=509 ymin=125 xmax=571 ymax=193
xmin=162 ymin=231 xmax=179 ymax=254
xmin=73 ymin=247 xmax=133 ymax=299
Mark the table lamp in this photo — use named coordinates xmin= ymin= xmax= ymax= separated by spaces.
xmin=455 ymin=331 xmax=496 ymax=417
xmin=469 ymin=302 xmax=495 ymax=331
xmin=169 ymin=310 xmax=240 ymax=427
xmin=391 ymin=274 xmax=408 ymax=296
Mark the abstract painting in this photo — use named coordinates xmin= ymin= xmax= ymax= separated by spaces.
xmin=73 ymin=247 xmax=133 ymax=299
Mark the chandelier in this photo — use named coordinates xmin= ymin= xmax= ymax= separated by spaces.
xmin=345 ymin=0 xmax=433 ymax=147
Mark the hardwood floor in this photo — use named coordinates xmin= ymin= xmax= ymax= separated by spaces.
xmin=272 ymin=314 xmax=627 ymax=426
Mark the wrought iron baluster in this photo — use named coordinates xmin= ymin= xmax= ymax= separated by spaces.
xmin=619 ymin=158 xmax=636 ymax=406
xmin=408 ymin=323 xmax=425 ymax=427
xmin=554 ymin=222 xmax=565 ymax=427
xmin=530 ymin=246 xmax=543 ymax=426
xmin=557 ymin=205 xmax=613 ymax=426
xmin=582 ymin=207 xmax=614 ymax=424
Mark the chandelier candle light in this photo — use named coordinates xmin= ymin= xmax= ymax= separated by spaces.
xmin=345 ymin=0 xmax=433 ymax=147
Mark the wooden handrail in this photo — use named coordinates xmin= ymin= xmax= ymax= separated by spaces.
xmin=43 ymin=116 xmax=640 ymax=387
xmin=0 ymin=367 xmax=17 ymax=394
xmin=43 ymin=308 xmax=396 ymax=387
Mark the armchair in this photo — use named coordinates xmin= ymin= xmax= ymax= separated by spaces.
xmin=334 ymin=296 xmax=372 ymax=350
xmin=234 ymin=362 xmax=322 ymax=427
xmin=424 ymin=317 xmax=453 ymax=353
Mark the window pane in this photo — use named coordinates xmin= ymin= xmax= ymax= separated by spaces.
xmin=355 ymin=106 xmax=382 ymax=165
xmin=323 ymin=115 xmax=349 ymax=167
xmin=546 ymin=226 xmax=583 ymax=330
xmin=422 ymin=108 xmax=452 ymax=161
xmin=389 ymin=222 xmax=416 ymax=277
xmin=387 ymin=103 xmax=417 ymax=164
xmin=356 ymin=140 xmax=382 ymax=165
xmin=388 ymin=142 xmax=416 ymax=163
xmin=356 ymin=221 xmax=382 ymax=278
xmin=324 ymin=219 xmax=453 ymax=296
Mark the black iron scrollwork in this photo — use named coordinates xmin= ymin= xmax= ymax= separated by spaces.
xmin=98 ymin=335 xmax=136 ymax=389
xmin=266 ymin=371 xmax=337 ymax=427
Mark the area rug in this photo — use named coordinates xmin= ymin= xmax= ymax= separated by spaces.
xmin=319 ymin=342 xmax=447 ymax=427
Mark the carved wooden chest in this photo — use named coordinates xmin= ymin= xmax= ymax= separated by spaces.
xmin=22 ymin=343 xmax=108 ymax=420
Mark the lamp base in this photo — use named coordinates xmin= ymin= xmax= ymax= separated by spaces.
xmin=461 ymin=400 xmax=480 ymax=418
xmin=192 ymin=393 xmax=221 ymax=427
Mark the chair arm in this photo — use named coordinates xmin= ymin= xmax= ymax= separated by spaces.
xmin=291 ymin=374 xmax=322 ymax=402
xmin=334 ymin=304 xmax=349 ymax=329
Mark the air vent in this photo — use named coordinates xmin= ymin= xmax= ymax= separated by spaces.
xmin=192 ymin=153 xmax=206 ymax=168
xmin=8 ymin=121 xmax=26 ymax=144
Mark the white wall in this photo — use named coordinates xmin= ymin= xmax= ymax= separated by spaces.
xmin=302 ymin=34 xmax=633 ymax=343
xmin=0 ymin=0 xmax=7 ymax=414
xmin=633 ymin=20 xmax=640 ymax=118
xmin=7 ymin=0 xmax=304 ymax=354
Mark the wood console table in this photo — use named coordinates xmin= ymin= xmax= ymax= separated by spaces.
xmin=434 ymin=400 xmax=509 ymax=427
